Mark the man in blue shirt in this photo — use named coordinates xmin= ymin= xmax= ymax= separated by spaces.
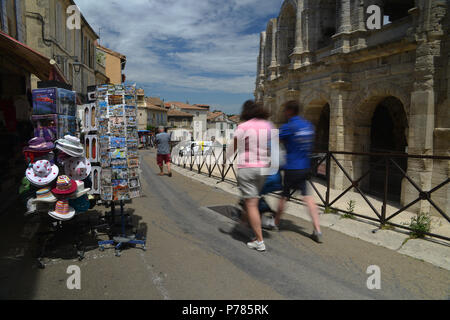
xmin=274 ymin=101 xmax=323 ymax=243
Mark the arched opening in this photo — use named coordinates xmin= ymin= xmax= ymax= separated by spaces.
xmin=317 ymin=0 xmax=337 ymax=49
xmin=315 ymin=104 xmax=330 ymax=153
xmin=303 ymin=101 xmax=330 ymax=178
xmin=382 ymin=0 xmax=415 ymax=24
xmin=353 ymin=95 xmax=409 ymax=199
xmin=278 ymin=3 xmax=296 ymax=66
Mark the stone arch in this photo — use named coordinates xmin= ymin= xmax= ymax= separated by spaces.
xmin=352 ymin=86 xmax=410 ymax=200
xmin=301 ymin=89 xmax=332 ymax=113
xmin=351 ymin=84 xmax=410 ymax=120
xmin=301 ymin=91 xmax=332 ymax=153
xmin=277 ymin=0 xmax=297 ymax=66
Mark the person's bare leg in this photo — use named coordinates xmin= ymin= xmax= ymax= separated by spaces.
xmin=304 ymin=196 xmax=321 ymax=233
xmin=167 ymin=161 xmax=172 ymax=175
xmin=158 ymin=164 xmax=164 ymax=176
xmin=245 ymin=198 xmax=263 ymax=242
xmin=275 ymin=197 xmax=288 ymax=226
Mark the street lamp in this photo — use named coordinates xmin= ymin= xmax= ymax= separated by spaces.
xmin=72 ymin=61 xmax=82 ymax=73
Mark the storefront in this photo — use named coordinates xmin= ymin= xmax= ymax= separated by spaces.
xmin=0 ymin=30 xmax=68 ymax=211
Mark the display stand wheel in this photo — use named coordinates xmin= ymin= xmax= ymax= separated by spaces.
xmin=99 ymin=246 xmax=105 ymax=252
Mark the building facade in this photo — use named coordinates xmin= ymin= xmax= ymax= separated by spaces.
xmin=145 ymin=97 xmax=167 ymax=129
xmin=166 ymin=102 xmax=208 ymax=141
xmin=96 ymin=44 xmax=126 ymax=85
xmin=24 ymin=0 xmax=100 ymax=102
xmin=207 ymin=111 xmax=237 ymax=143
xmin=255 ymin=0 xmax=449 ymax=215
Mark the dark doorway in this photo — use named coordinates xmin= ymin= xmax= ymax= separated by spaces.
xmin=368 ymin=97 xmax=408 ymax=201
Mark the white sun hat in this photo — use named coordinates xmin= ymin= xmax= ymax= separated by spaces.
xmin=64 ymin=157 xmax=92 ymax=181
xmin=56 ymin=135 xmax=84 ymax=157
xmin=69 ymin=180 xmax=91 ymax=199
xmin=25 ymin=160 xmax=59 ymax=187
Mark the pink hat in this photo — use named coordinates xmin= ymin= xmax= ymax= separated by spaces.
xmin=51 ymin=175 xmax=77 ymax=196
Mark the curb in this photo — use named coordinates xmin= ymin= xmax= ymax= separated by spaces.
xmin=171 ymin=165 xmax=450 ymax=271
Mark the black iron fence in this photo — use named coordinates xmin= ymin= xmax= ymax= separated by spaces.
xmin=171 ymin=144 xmax=450 ymax=242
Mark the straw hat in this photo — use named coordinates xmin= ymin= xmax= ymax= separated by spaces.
xmin=25 ymin=160 xmax=59 ymax=187
xmin=48 ymin=199 xmax=76 ymax=221
xmin=56 ymin=135 xmax=84 ymax=157
xmin=64 ymin=157 xmax=92 ymax=181
xmin=51 ymin=175 xmax=77 ymax=197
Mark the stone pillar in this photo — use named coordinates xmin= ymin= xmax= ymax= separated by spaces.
xmin=332 ymin=0 xmax=352 ymax=54
xmin=402 ymin=1 xmax=447 ymax=215
xmin=268 ymin=19 xmax=278 ymax=80
xmin=329 ymin=78 xmax=353 ymax=191
xmin=258 ymin=32 xmax=266 ymax=81
xmin=291 ymin=0 xmax=304 ymax=69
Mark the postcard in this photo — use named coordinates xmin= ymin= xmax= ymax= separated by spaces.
xmin=128 ymin=178 xmax=140 ymax=189
xmin=129 ymin=188 xmax=140 ymax=199
xmin=127 ymin=157 xmax=139 ymax=168
xmin=111 ymin=159 xmax=127 ymax=169
xmin=110 ymin=149 xmax=126 ymax=159
xmin=112 ymin=168 xmax=128 ymax=180
xmin=110 ymin=137 xmax=126 ymax=148
xmin=128 ymin=168 xmax=139 ymax=178
xmin=101 ymin=186 xmax=113 ymax=201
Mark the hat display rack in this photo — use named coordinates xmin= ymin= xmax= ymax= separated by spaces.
xmin=23 ymin=87 xmax=101 ymax=269
xmin=91 ymin=84 xmax=146 ymax=256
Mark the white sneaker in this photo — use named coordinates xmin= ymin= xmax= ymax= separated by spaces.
xmin=247 ymin=240 xmax=266 ymax=252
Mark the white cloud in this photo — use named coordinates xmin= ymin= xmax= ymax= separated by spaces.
xmin=76 ymin=0 xmax=283 ymax=94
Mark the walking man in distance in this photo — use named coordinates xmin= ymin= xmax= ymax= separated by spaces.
xmin=155 ymin=126 xmax=172 ymax=177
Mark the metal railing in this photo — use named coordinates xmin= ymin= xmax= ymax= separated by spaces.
xmin=171 ymin=145 xmax=450 ymax=242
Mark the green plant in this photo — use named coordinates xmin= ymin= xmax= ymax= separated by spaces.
xmin=324 ymin=207 xmax=338 ymax=214
xmin=407 ymin=212 xmax=432 ymax=239
xmin=341 ymin=200 xmax=356 ymax=219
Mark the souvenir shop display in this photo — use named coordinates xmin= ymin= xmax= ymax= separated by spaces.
xmin=94 ymin=84 xmax=141 ymax=201
xmin=31 ymin=88 xmax=77 ymax=141
xmin=32 ymin=87 xmax=77 ymax=116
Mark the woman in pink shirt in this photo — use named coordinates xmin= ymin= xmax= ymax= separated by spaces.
xmin=231 ymin=100 xmax=273 ymax=252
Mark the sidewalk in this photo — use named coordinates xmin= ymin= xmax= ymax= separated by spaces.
xmin=171 ymin=164 xmax=450 ymax=271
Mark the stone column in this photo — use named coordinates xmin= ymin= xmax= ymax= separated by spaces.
xmin=258 ymin=32 xmax=266 ymax=80
xmin=291 ymin=0 xmax=304 ymax=69
xmin=332 ymin=0 xmax=352 ymax=54
xmin=268 ymin=18 xmax=278 ymax=80
xmin=329 ymin=76 xmax=353 ymax=191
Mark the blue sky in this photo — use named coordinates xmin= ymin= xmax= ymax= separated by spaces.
xmin=76 ymin=0 xmax=284 ymax=114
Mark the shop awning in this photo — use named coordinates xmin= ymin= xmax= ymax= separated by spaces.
xmin=0 ymin=31 xmax=68 ymax=83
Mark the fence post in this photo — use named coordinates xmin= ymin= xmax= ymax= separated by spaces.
xmin=222 ymin=144 xmax=226 ymax=181
xmin=381 ymin=156 xmax=389 ymax=226
xmin=325 ymin=152 xmax=331 ymax=209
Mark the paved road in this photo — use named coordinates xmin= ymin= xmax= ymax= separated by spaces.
xmin=1 ymin=149 xmax=449 ymax=299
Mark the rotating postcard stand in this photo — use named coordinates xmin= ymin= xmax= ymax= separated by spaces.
xmin=98 ymin=200 xmax=146 ymax=256
xmin=95 ymin=84 xmax=146 ymax=256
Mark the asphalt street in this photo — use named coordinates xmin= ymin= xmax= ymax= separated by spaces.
xmin=0 ymin=149 xmax=449 ymax=299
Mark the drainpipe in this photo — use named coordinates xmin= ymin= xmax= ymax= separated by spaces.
xmin=25 ymin=11 xmax=53 ymax=47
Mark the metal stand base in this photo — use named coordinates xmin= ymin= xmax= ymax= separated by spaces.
xmin=98 ymin=200 xmax=146 ymax=257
